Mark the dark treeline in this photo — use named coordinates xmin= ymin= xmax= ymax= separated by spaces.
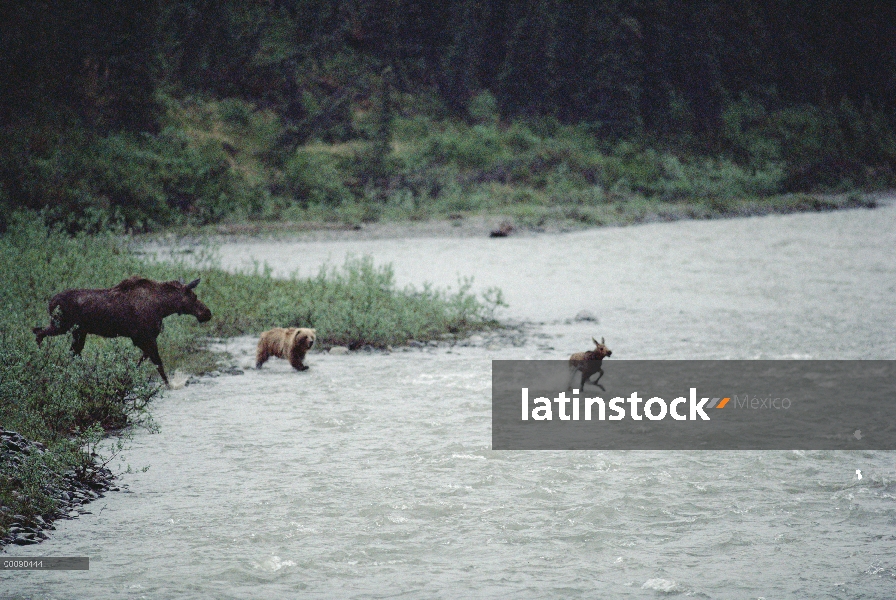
xmin=2 ymin=0 xmax=895 ymax=230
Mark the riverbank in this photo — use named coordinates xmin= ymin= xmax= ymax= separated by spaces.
xmin=0 ymin=430 xmax=115 ymax=548
xmin=131 ymin=191 xmax=880 ymax=243
xmin=0 ymin=215 xmax=505 ymax=549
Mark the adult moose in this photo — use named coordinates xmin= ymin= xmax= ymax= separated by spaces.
xmin=33 ymin=276 xmax=212 ymax=386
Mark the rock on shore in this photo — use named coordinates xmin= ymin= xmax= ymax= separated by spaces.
xmin=1 ymin=429 xmax=115 ymax=549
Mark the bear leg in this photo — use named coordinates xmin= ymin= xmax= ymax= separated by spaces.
xmin=256 ymin=346 xmax=270 ymax=369
xmin=288 ymin=353 xmax=308 ymax=371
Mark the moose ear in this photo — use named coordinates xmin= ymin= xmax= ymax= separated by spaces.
xmin=601 ymin=337 xmax=605 ymax=345
xmin=186 ymin=278 xmax=200 ymax=290
xmin=592 ymin=337 xmax=599 ymax=345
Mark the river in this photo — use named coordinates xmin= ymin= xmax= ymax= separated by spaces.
xmin=3 ymin=201 xmax=896 ymax=598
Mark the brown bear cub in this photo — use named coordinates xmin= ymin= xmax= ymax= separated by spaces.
xmin=255 ymin=327 xmax=317 ymax=371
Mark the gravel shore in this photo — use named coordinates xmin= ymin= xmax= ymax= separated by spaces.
xmin=1 ymin=429 xmax=116 ymax=550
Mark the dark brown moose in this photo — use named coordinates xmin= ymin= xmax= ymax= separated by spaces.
xmin=33 ymin=276 xmax=212 ymax=386
xmin=568 ymin=337 xmax=613 ymax=391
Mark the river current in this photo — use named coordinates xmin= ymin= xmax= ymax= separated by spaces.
xmin=3 ymin=202 xmax=896 ymax=598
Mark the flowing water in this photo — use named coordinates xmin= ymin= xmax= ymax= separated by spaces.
xmin=4 ymin=202 xmax=896 ymax=599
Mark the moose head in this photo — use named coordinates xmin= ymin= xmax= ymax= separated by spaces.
xmin=176 ymin=278 xmax=212 ymax=322
xmin=589 ymin=337 xmax=612 ymax=360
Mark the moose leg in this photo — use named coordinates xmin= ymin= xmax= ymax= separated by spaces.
xmin=589 ymin=367 xmax=606 ymax=392
xmin=568 ymin=368 xmax=583 ymax=391
xmin=70 ymin=330 xmax=87 ymax=355
xmin=134 ymin=338 xmax=169 ymax=387
xmin=33 ymin=321 xmax=70 ymax=347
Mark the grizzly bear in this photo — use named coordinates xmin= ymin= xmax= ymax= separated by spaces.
xmin=255 ymin=327 xmax=317 ymax=371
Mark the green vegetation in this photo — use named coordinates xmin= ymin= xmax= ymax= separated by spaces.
xmin=2 ymin=2 xmax=894 ymax=233
xmin=0 ymin=218 xmax=160 ymax=541
xmin=195 ymin=260 xmax=504 ymax=351
xmin=0 ymin=214 xmax=503 ymax=540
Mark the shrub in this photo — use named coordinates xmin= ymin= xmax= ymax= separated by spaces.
xmin=0 ymin=215 xmax=160 ymax=539
xmin=468 ymin=91 xmax=500 ymax=125
xmin=218 ymin=98 xmax=253 ymax=127
xmin=6 ymin=126 xmax=267 ymax=232
xmin=161 ymin=255 xmax=506 ymax=349
xmin=722 ymin=96 xmax=896 ymax=190
xmin=150 ymin=128 xmax=265 ymax=224
xmin=283 ymin=149 xmax=352 ymax=207
xmin=421 ymin=124 xmax=508 ymax=170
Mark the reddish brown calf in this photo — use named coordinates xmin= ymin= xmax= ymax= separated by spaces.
xmin=568 ymin=337 xmax=613 ymax=391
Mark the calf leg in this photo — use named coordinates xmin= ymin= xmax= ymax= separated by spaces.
xmin=568 ymin=368 xmax=583 ymax=391
xmin=588 ymin=367 xmax=606 ymax=392
xmin=134 ymin=338 xmax=169 ymax=387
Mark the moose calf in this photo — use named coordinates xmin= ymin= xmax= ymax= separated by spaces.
xmin=568 ymin=337 xmax=613 ymax=391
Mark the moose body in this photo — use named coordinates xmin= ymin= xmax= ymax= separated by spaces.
xmin=33 ymin=276 xmax=212 ymax=386
xmin=568 ymin=337 xmax=612 ymax=391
